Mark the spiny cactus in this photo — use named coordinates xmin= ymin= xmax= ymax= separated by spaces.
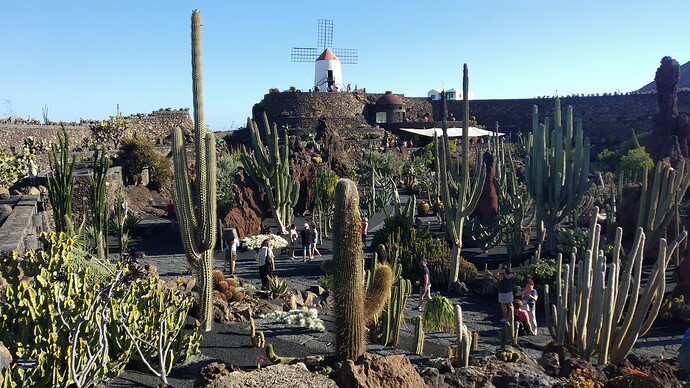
xmin=171 ymin=10 xmax=217 ymax=331
xmin=377 ymin=242 xmax=412 ymax=347
xmin=241 ymin=112 xmax=300 ymax=235
xmin=413 ymin=316 xmax=424 ymax=355
xmin=332 ymin=178 xmax=393 ymax=361
xmin=525 ymin=99 xmax=590 ymax=252
xmin=454 ymin=305 xmax=472 ymax=367
xmin=544 ymin=206 xmax=686 ymax=364
xmin=250 ymin=315 xmax=265 ymax=348
xmin=47 ymin=126 xmax=76 ymax=235
xmin=90 ymin=149 xmax=109 ymax=261
xmin=437 ymin=65 xmax=486 ymax=290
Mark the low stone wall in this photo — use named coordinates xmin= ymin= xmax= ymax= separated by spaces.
xmin=0 ymin=196 xmax=40 ymax=255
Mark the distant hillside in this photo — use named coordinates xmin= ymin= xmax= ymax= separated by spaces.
xmin=638 ymin=60 xmax=690 ymax=92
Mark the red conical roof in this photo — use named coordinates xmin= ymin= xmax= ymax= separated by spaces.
xmin=317 ymin=48 xmax=339 ymax=61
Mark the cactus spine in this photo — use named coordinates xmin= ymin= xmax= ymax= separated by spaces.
xmin=241 ymin=113 xmax=300 ymax=235
xmin=525 ymin=99 xmax=590 ymax=252
xmin=437 ymin=64 xmax=486 ymax=290
xmin=544 ymin=206 xmax=686 ymax=364
xmin=413 ymin=315 xmax=424 ymax=355
xmin=454 ymin=305 xmax=471 ymax=367
xmin=171 ymin=10 xmax=217 ymax=331
xmin=332 ymin=178 xmax=393 ymax=361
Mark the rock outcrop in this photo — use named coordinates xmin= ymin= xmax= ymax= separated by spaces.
xmin=224 ymin=170 xmax=268 ymax=239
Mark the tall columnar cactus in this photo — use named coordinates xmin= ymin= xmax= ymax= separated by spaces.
xmin=636 ymin=159 xmax=690 ymax=256
xmin=525 ymin=99 xmax=590 ymax=252
xmin=241 ymin=113 xmax=299 ymax=235
xmin=437 ymin=64 xmax=486 ymax=290
xmin=544 ymin=206 xmax=686 ymax=364
xmin=47 ymin=126 xmax=76 ymax=235
xmin=413 ymin=315 xmax=424 ymax=355
xmin=90 ymin=150 xmax=109 ymax=261
xmin=171 ymin=10 xmax=217 ymax=332
xmin=332 ymin=178 xmax=393 ymax=361
xmin=377 ymin=243 xmax=412 ymax=347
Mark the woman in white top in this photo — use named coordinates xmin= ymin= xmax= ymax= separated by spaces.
xmin=256 ymin=239 xmax=275 ymax=290
xmin=229 ymin=236 xmax=239 ymax=275
xmin=311 ymin=222 xmax=322 ymax=257
xmin=288 ymin=224 xmax=299 ymax=260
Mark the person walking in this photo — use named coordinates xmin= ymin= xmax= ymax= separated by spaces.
xmin=376 ymin=244 xmax=390 ymax=265
xmin=288 ymin=224 xmax=299 ymax=260
xmin=517 ymin=278 xmax=538 ymax=335
xmin=493 ymin=263 xmax=514 ymax=323
xmin=300 ymin=223 xmax=314 ymax=262
xmin=311 ymin=223 xmax=322 ymax=257
xmin=415 ymin=258 xmax=431 ymax=311
xmin=360 ymin=217 xmax=369 ymax=248
xmin=256 ymin=238 xmax=275 ymax=290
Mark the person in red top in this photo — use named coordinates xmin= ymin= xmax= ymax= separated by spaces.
xmin=360 ymin=217 xmax=369 ymax=248
xmin=513 ymin=299 xmax=536 ymax=336
xmin=166 ymin=199 xmax=176 ymax=221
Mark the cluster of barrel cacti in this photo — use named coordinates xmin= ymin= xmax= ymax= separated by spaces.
xmin=171 ymin=10 xmax=217 ymax=332
xmin=544 ymin=206 xmax=686 ymax=364
xmin=0 ymin=232 xmax=201 ymax=387
xmin=241 ymin=112 xmax=300 ymax=235
xmin=498 ymin=350 xmax=521 ymax=362
xmin=212 ymin=269 xmax=244 ymax=303
xmin=332 ymin=178 xmax=393 ymax=361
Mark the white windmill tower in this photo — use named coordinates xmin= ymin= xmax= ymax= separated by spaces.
xmin=291 ymin=19 xmax=358 ymax=92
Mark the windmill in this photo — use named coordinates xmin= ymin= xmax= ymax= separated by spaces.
xmin=291 ymin=19 xmax=358 ymax=92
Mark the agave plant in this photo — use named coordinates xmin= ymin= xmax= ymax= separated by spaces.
xmin=422 ymin=294 xmax=456 ymax=333
xmin=268 ymin=276 xmax=289 ymax=299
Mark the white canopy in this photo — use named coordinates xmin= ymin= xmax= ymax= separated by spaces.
xmin=398 ymin=127 xmax=506 ymax=138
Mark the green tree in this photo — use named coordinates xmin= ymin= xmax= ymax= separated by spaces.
xmin=117 ymin=137 xmax=172 ymax=189
xmin=617 ymin=147 xmax=653 ymax=180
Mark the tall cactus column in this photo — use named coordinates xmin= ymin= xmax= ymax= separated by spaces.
xmin=437 ymin=64 xmax=486 ymax=290
xmin=241 ymin=113 xmax=300 ymax=235
xmin=332 ymin=179 xmax=393 ymax=361
xmin=171 ymin=10 xmax=217 ymax=331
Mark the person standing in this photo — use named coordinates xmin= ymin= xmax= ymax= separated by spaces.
xmin=376 ymin=244 xmax=390 ymax=265
xmin=300 ymin=223 xmax=313 ymax=262
xmin=360 ymin=217 xmax=369 ymax=248
xmin=288 ymin=224 xmax=299 ymax=260
xmin=517 ymin=278 xmax=538 ymax=335
xmin=229 ymin=233 xmax=239 ymax=276
xmin=256 ymin=238 xmax=275 ymax=290
xmin=493 ymin=263 xmax=514 ymax=323
xmin=415 ymin=258 xmax=431 ymax=311
xmin=311 ymin=222 xmax=321 ymax=257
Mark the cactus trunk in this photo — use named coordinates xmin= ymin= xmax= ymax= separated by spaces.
xmin=171 ymin=10 xmax=217 ymax=332
xmin=332 ymin=178 xmax=392 ymax=361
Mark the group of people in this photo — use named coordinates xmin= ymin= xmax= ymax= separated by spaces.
xmin=493 ymin=263 xmax=538 ymax=336
xmin=288 ymin=223 xmax=322 ymax=262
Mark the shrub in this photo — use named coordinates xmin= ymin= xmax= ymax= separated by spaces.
xmin=318 ymin=275 xmax=333 ymax=291
xmin=216 ymin=152 xmax=242 ymax=218
xmin=117 ymin=136 xmax=172 ymax=189
xmin=617 ymin=147 xmax=653 ymax=181
xmin=0 ymin=148 xmax=30 ymax=187
xmin=356 ymin=150 xmax=405 ymax=180
xmin=596 ymin=148 xmax=621 ymax=168
xmin=513 ymin=258 xmax=558 ymax=298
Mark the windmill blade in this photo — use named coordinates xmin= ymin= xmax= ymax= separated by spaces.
xmin=317 ymin=19 xmax=333 ymax=48
xmin=333 ymin=48 xmax=358 ymax=64
xmin=291 ymin=47 xmax=319 ymax=62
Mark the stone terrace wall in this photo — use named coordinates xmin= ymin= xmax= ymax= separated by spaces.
xmin=0 ymin=109 xmax=193 ymax=152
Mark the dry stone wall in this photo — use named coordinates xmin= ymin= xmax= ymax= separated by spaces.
xmin=0 ymin=109 xmax=193 ymax=153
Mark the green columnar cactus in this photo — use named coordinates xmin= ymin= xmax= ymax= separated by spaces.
xmin=413 ymin=316 xmax=424 ymax=355
xmin=378 ymin=244 xmax=412 ymax=347
xmin=171 ymin=10 xmax=217 ymax=332
xmin=454 ymin=305 xmax=471 ymax=368
xmin=437 ymin=65 xmax=486 ymax=290
xmin=502 ymin=148 xmax=536 ymax=262
xmin=90 ymin=150 xmax=109 ymax=261
xmin=636 ymin=160 xmax=690 ymax=256
xmin=544 ymin=206 xmax=686 ymax=364
xmin=47 ymin=126 xmax=76 ymax=235
xmin=332 ymin=178 xmax=393 ymax=361
xmin=525 ymin=99 xmax=591 ymax=252
xmin=241 ymin=113 xmax=300 ymax=235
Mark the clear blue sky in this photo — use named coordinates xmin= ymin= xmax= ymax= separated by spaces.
xmin=2 ymin=1 xmax=688 ymax=132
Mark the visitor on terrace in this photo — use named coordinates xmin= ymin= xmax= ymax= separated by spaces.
xmin=360 ymin=217 xmax=369 ymax=248
xmin=415 ymin=258 xmax=432 ymax=311
xmin=288 ymin=224 xmax=299 ymax=260
xmin=513 ymin=299 xmax=537 ymax=336
xmin=300 ymin=223 xmax=314 ymax=262
xmin=256 ymin=238 xmax=275 ymax=290
xmin=311 ymin=222 xmax=322 ymax=257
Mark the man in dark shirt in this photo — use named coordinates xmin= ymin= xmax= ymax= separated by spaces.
xmin=300 ymin=223 xmax=313 ymax=262
xmin=415 ymin=258 xmax=431 ymax=311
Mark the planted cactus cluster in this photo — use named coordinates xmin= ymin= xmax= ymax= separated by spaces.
xmin=0 ymin=232 xmax=201 ymax=387
xmin=212 ymin=269 xmax=244 ymax=303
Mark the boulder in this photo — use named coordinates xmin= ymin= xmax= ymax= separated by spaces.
xmin=335 ymin=354 xmax=426 ymax=388
xmin=303 ymin=291 xmax=316 ymax=307
xmin=195 ymin=362 xmax=238 ymax=387
xmin=27 ymin=187 xmax=40 ymax=196
xmin=0 ymin=187 xmax=9 ymax=199
xmin=537 ymin=352 xmax=560 ymax=376
xmin=558 ymin=357 xmax=606 ymax=382
xmin=0 ymin=204 xmax=12 ymax=224
xmin=223 ymin=170 xmax=268 ymax=240
xmin=0 ymin=341 xmax=12 ymax=372
xmin=205 ymin=363 xmax=337 ymax=388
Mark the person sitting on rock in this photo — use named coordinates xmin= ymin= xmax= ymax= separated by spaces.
xmin=513 ymin=299 xmax=536 ymax=336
